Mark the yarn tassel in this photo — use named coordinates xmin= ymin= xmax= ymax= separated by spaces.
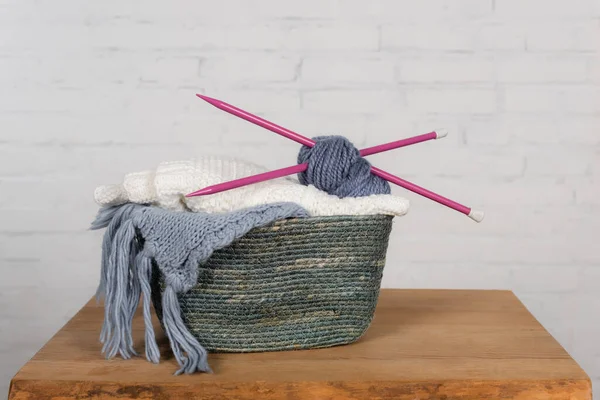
xmin=91 ymin=204 xmax=139 ymax=302
xmin=162 ymin=285 xmax=211 ymax=375
xmin=124 ymin=234 xmax=141 ymax=356
xmin=101 ymin=219 xmax=139 ymax=360
xmin=136 ymin=253 xmax=160 ymax=364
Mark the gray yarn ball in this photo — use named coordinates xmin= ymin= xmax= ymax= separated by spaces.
xmin=297 ymin=135 xmax=391 ymax=198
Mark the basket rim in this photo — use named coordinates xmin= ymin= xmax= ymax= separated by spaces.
xmin=272 ymin=214 xmax=394 ymax=223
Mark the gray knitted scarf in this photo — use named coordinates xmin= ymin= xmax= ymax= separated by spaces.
xmin=90 ymin=202 xmax=308 ymax=375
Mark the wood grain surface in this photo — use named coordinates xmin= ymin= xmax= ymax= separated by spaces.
xmin=9 ymin=289 xmax=592 ymax=399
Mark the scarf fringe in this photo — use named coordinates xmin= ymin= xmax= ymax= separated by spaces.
xmin=90 ymin=205 xmax=210 ymax=374
xmin=162 ymin=286 xmax=211 ymax=375
xmin=136 ymin=253 xmax=160 ymax=364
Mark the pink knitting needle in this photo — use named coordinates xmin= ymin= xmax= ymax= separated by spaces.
xmin=187 ymin=131 xmax=446 ymax=197
xmin=191 ymin=94 xmax=484 ymax=222
xmin=197 ymin=94 xmax=315 ymax=147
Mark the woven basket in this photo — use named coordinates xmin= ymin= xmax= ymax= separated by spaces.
xmin=151 ymin=214 xmax=393 ymax=353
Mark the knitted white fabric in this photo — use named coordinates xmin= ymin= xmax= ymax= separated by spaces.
xmin=94 ymin=156 xmax=410 ymax=217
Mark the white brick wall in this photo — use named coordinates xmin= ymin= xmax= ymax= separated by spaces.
xmin=1 ymin=0 xmax=599 ymax=397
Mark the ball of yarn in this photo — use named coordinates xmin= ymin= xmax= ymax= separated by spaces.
xmin=297 ymin=135 xmax=391 ymax=198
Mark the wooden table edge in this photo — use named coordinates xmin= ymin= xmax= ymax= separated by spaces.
xmin=9 ymin=377 xmax=593 ymax=399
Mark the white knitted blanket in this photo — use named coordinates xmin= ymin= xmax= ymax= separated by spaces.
xmin=94 ymin=156 xmax=409 ymax=217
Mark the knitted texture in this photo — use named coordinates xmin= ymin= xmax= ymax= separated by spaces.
xmin=93 ymin=156 xmax=409 ymax=217
xmin=90 ymin=201 xmax=308 ymax=375
xmin=297 ymin=135 xmax=391 ymax=197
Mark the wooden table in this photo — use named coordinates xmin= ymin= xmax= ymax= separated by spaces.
xmin=9 ymin=290 xmax=591 ymax=399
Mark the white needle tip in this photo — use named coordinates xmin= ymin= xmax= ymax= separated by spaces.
xmin=468 ymin=209 xmax=485 ymax=223
xmin=435 ymin=129 xmax=448 ymax=139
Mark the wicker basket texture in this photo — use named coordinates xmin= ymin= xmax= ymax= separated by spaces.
xmin=152 ymin=214 xmax=393 ymax=352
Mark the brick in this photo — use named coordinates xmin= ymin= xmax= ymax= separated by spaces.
xmin=119 ymin=0 xmax=338 ymax=21
xmin=580 ymin=267 xmax=600 ymax=293
xmin=169 ymin=116 xmax=226 ymax=145
xmin=87 ymin=25 xmax=215 ymax=49
xmin=386 ymin=234 xmax=595 ymax=264
xmin=332 ymin=0 xmax=388 ymax=20
xmin=397 ymin=57 xmax=494 ymax=83
xmin=503 ymin=86 xmax=562 ymax=113
xmin=396 ymin=263 xmax=512 ymax=290
xmin=0 ymin=88 xmax=127 ymax=114
xmin=139 ymin=57 xmax=200 ymax=84
xmin=562 ymin=86 xmax=600 ymax=114
xmin=0 ymin=56 xmax=42 ymax=87
xmin=590 ymin=58 xmax=600 ymax=84
xmin=286 ymin=25 xmax=379 ymax=51
xmin=112 ymin=24 xmax=371 ymax=54
xmin=0 ymin=286 xmax=95 ymax=326
xmin=494 ymin=0 xmax=596 ymax=17
xmin=574 ymin=180 xmax=600 ymax=205
xmin=219 ymin=25 xmax=286 ymax=50
xmin=0 ymin=114 xmax=223 ymax=145
xmin=303 ymin=90 xmax=404 ymax=113
xmin=573 ymin=294 xmax=600 ymax=333
xmin=0 ymin=233 xmax=99 ymax=264
xmin=510 ymin=265 xmax=580 ymax=293
xmin=0 ymin=208 xmax=93 ymax=233
xmin=201 ymin=55 xmax=299 ymax=82
xmin=439 ymin=0 xmax=494 ymax=18
xmin=243 ymin=0 xmax=337 ymax=20
xmin=463 ymin=118 xmax=512 ymax=145
xmin=338 ymin=0 xmax=492 ymax=21
xmin=500 ymin=116 xmax=600 ymax=145
xmin=475 ymin=24 xmax=526 ymax=50
xmin=555 ymin=205 xmax=600 ymax=236
xmin=0 ymin=259 xmax=99 ymax=293
xmin=0 ymin=145 xmax=77 ymax=177
xmin=302 ymin=57 xmax=394 ymax=84
xmin=525 ymin=147 xmax=594 ymax=176
xmin=0 ymin=178 xmax=93 ymax=210
xmin=525 ymin=22 xmax=600 ymax=51
xmin=497 ymin=56 xmax=589 ymax=83
xmin=35 ymin=55 xmax=147 ymax=89
xmin=123 ymin=88 xmax=200 ymax=116
xmin=1 ymin=25 xmax=85 ymax=52
xmin=0 ymin=143 xmax=200 ymax=180
xmin=382 ymin=24 xmax=475 ymax=51
xmin=80 ymin=1 xmax=331 ymax=22
xmin=511 ymin=119 xmax=561 ymax=144
xmin=407 ymin=89 xmax=496 ymax=114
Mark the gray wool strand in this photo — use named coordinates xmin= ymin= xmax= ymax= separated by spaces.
xmin=162 ymin=285 xmax=210 ymax=375
xmin=136 ymin=254 xmax=160 ymax=364
xmin=90 ymin=201 xmax=308 ymax=374
xmin=297 ymin=135 xmax=391 ymax=197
